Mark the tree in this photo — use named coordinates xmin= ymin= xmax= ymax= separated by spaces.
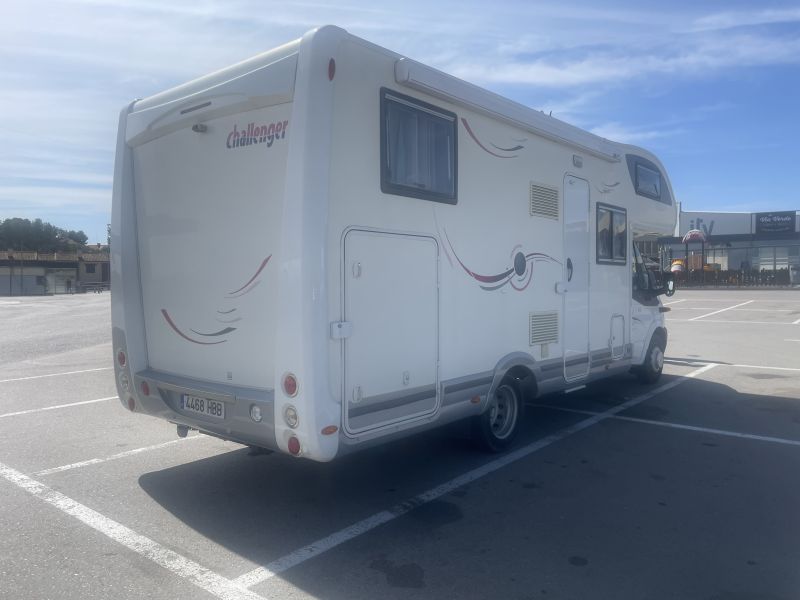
xmin=0 ymin=218 xmax=89 ymax=252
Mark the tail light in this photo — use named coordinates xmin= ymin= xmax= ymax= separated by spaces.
xmin=117 ymin=350 xmax=127 ymax=367
xmin=287 ymin=436 xmax=301 ymax=456
xmin=140 ymin=381 xmax=150 ymax=396
xmin=283 ymin=373 xmax=298 ymax=397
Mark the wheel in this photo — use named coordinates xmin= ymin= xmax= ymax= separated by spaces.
xmin=472 ymin=377 xmax=523 ymax=452
xmin=636 ymin=334 xmax=665 ymax=384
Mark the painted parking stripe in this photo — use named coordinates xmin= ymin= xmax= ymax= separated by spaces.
xmin=689 ymin=300 xmax=754 ymax=321
xmin=34 ymin=436 xmax=204 ymax=477
xmin=232 ymin=363 xmax=717 ymax=589
xmin=672 ymin=308 xmax=793 ymax=312
xmin=732 ymin=364 xmax=800 ymax=372
xmin=532 ymin=405 xmax=800 ymax=448
xmin=0 ymin=397 xmax=115 ymax=419
xmin=0 ymin=462 xmax=267 ymax=600
xmin=668 ymin=319 xmax=795 ymax=325
xmin=662 ymin=299 xmax=686 ymax=306
xmin=0 ymin=367 xmax=112 ymax=384
xmin=663 ymin=359 xmax=800 ymax=372
xmin=794 ymin=317 xmax=800 ymax=325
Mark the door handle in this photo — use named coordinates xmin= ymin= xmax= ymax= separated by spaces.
xmin=566 ymin=258 xmax=574 ymax=282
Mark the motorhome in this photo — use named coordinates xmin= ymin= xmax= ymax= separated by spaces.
xmin=111 ymin=26 xmax=677 ymax=462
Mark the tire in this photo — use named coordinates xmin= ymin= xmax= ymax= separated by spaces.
xmin=472 ymin=377 xmax=523 ymax=452
xmin=636 ymin=334 xmax=665 ymax=384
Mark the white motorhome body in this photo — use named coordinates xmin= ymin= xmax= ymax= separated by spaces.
xmin=111 ymin=26 xmax=677 ymax=462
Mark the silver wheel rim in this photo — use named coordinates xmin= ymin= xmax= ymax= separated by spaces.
xmin=651 ymin=346 xmax=664 ymax=372
xmin=489 ymin=384 xmax=519 ymax=440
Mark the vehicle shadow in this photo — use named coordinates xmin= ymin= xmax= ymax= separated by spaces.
xmin=138 ymin=371 xmax=751 ymax=595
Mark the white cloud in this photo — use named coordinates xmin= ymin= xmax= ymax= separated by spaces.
xmin=589 ymin=121 xmax=683 ymax=144
xmin=690 ymin=8 xmax=800 ymax=31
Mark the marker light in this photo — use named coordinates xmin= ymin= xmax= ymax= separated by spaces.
xmin=284 ymin=405 xmax=299 ymax=428
xmin=250 ymin=404 xmax=263 ymax=422
xmin=117 ymin=350 xmax=126 ymax=367
xmin=287 ymin=436 xmax=301 ymax=456
xmin=283 ymin=373 xmax=298 ymax=397
xmin=321 ymin=425 xmax=338 ymax=436
xmin=140 ymin=381 xmax=150 ymax=396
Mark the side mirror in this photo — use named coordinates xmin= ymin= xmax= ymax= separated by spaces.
xmin=658 ymin=273 xmax=676 ymax=297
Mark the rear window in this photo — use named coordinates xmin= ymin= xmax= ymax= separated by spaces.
xmin=380 ymin=88 xmax=457 ymax=204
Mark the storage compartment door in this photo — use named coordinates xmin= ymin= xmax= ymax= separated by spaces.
xmin=343 ymin=230 xmax=439 ymax=434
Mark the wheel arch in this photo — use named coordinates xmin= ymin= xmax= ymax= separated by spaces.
xmin=485 ymin=352 xmax=539 ymax=411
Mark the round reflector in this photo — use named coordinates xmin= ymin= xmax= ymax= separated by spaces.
xmin=283 ymin=373 xmax=298 ymax=397
xmin=287 ymin=436 xmax=301 ymax=456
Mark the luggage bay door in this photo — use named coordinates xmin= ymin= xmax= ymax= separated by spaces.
xmin=343 ymin=230 xmax=439 ymax=435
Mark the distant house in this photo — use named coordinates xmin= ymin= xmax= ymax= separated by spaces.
xmin=0 ymin=249 xmax=110 ymax=296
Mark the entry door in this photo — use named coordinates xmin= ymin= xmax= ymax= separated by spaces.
xmin=343 ymin=230 xmax=439 ymax=434
xmin=563 ymin=176 xmax=590 ymax=381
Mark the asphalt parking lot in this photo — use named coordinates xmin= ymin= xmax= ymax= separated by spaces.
xmin=2 ymin=290 xmax=800 ymax=600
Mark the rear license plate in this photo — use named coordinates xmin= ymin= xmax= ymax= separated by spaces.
xmin=181 ymin=395 xmax=225 ymax=420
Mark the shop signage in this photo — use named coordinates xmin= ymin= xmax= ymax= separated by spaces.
xmin=755 ymin=211 xmax=796 ymax=236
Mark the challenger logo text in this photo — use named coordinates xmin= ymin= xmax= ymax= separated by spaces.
xmin=226 ymin=120 xmax=288 ymax=149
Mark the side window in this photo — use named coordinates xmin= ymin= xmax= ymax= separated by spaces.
xmin=597 ymin=204 xmax=627 ymax=265
xmin=635 ymin=163 xmax=661 ymax=200
xmin=380 ymin=88 xmax=457 ymax=204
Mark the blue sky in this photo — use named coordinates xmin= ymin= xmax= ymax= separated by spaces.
xmin=1 ymin=0 xmax=799 ymax=243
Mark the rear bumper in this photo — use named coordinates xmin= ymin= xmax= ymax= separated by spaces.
xmin=133 ymin=369 xmax=278 ymax=451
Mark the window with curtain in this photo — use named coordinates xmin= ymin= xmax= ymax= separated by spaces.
xmin=381 ymin=89 xmax=457 ymax=204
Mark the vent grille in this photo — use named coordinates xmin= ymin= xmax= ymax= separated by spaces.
xmin=529 ymin=182 xmax=559 ymax=220
xmin=530 ymin=311 xmax=559 ymax=346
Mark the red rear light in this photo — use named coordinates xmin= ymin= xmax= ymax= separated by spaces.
xmin=283 ymin=373 xmax=298 ymax=397
xmin=141 ymin=381 xmax=150 ymax=396
xmin=117 ymin=350 xmax=126 ymax=367
xmin=127 ymin=397 xmax=135 ymax=411
xmin=287 ymin=436 xmax=301 ymax=456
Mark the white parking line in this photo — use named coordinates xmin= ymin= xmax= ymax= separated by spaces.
xmin=0 ymin=397 xmax=115 ymax=419
xmin=664 ymin=360 xmax=800 ymax=372
xmin=732 ymin=364 xmax=800 ymax=372
xmin=672 ymin=308 xmax=794 ymax=312
xmin=0 ymin=367 xmax=112 ymax=384
xmin=232 ymin=363 xmax=717 ymax=589
xmin=0 ymin=462 xmax=266 ymax=600
xmin=689 ymin=300 xmax=754 ymax=321
xmin=34 ymin=436 xmax=204 ymax=476
xmin=662 ymin=299 xmax=686 ymax=306
xmin=794 ymin=317 xmax=800 ymax=325
xmin=532 ymin=405 xmax=800 ymax=448
xmin=668 ymin=319 xmax=794 ymax=325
